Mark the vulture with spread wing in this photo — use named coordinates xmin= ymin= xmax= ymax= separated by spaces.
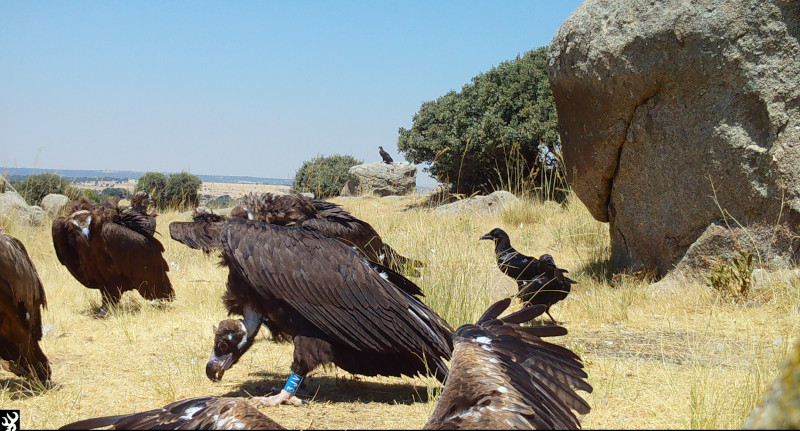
xmin=52 ymin=197 xmax=174 ymax=318
xmin=204 ymin=217 xmax=452 ymax=407
xmin=0 ymin=230 xmax=51 ymax=383
xmin=425 ymin=297 xmax=592 ymax=429
xmin=169 ymin=192 xmax=424 ymax=275
xmin=59 ymin=298 xmax=591 ymax=429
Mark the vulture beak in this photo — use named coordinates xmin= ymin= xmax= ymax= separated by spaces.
xmin=81 ymin=227 xmax=90 ymax=239
xmin=206 ymin=352 xmax=234 ymax=382
xmin=479 ymin=233 xmax=494 ymax=241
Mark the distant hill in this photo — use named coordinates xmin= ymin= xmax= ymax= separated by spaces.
xmin=1 ymin=167 xmax=293 ymax=186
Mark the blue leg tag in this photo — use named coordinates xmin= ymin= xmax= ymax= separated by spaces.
xmin=283 ymin=373 xmax=304 ymax=394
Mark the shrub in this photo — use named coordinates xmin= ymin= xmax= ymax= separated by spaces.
xmin=397 ymin=47 xmax=566 ymax=199
xmin=13 ymin=173 xmax=76 ymax=205
xmin=162 ymin=171 xmax=202 ymax=210
xmin=292 ymin=154 xmax=362 ymax=198
xmin=135 ymin=172 xmax=168 ymax=206
xmin=101 ymin=187 xmax=132 ymax=200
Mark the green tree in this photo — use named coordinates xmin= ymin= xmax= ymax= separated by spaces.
xmin=101 ymin=187 xmax=132 ymax=200
xmin=292 ymin=154 xmax=362 ymax=198
xmin=162 ymin=171 xmax=202 ymax=210
xmin=135 ymin=172 xmax=168 ymax=207
xmin=14 ymin=173 xmax=76 ymax=205
xmin=397 ymin=47 xmax=563 ymax=197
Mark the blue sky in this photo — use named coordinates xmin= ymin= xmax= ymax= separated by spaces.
xmin=1 ymin=1 xmax=583 ymax=184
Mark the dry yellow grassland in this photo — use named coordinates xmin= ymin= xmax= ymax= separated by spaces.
xmin=1 ymin=192 xmax=798 ymax=429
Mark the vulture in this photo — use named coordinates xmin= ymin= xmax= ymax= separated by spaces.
xmin=58 ymin=396 xmax=284 ymax=430
xmin=204 ymin=217 xmax=452 ymax=407
xmin=51 ymin=196 xmax=174 ymax=318
xmin=480 ymin=228 xmax=575 ymax=323
xmin=379 ymin=146 xmax=394 ymax=164
xmin=0 ymin=229 xmax=51 ymax=383
xmin=59 ymin=298 xmax=591 ymax=430
xmin=169 ymin=192 xmax=424 ymax=276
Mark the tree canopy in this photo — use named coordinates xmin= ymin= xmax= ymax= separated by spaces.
xmin=397 ymin=47 xmax=563 ymax=196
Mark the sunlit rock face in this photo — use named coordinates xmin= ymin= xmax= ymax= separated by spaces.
xmin=547 ymin=0 xmax=800 ymax=276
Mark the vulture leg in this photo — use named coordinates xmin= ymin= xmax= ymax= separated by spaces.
xmin=253 ymin=335 xmax=324 ymax=407
xmin=96 ymin=287 xmax=123 ymax=319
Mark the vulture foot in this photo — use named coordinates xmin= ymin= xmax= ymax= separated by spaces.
xmin=253 ymin=390 xmax=307 ymax=407
xmin=93 ymin=306 xmax=110 ymax=319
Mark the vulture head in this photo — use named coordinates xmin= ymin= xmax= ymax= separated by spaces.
xmin=206 ymin=319 xmax=254 ymax=382
xmin=69 ymin=210 xmax=93 ymax=240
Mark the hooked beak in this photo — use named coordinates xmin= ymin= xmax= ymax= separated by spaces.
xmin=479 ymin=233 xmax=493 ymax=241
xmin=81 ymin=227 xmax=90 ymax=239
xmin=206 ymin=352 xmax=233 ymax=382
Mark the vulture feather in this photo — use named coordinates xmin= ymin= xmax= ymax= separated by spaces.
xmin=204 ymin=218 xmax=452 ymax=407
xmin=52 ymin=196 xmax=174 ymax=318
xmin=480 ymin=228 xmax=575 ymax=323
xmin=169 ymin=192 xmax=424 ymax=276
xmin=58 ymin=396 xmax=284 ymax=430
xmin=58 ymin=299 xmax=590 ymax=429
xmin=0 ymin=230 xmax=51 ymax=382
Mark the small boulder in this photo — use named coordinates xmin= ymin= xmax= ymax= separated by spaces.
xmin=0 ymin=191 xmax=45 ymax=226
xmin=41 ymin=193 xmax=71 ymax=216
xmin=432 ymin=191 xmax=519 ymax=217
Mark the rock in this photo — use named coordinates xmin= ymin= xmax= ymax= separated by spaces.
xmin=432 ymin=191 xmax=519 ymax=217
xmin=300 ymin=192 xmax=315 ymax=199
xmin=744 ymin=339 xmax=800 ymax=429
xmin=548 ymin=0 xmax=800 ymax=275
xmin=340 ymin=162 xmax=416 ymax=197
xmin=41 ymin=193 xmax=70 ymax=216
xmin=0 ymin=191 xmax=45 ymax=226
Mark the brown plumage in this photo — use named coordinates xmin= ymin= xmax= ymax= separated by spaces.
xmin=52 ymin=196 xmax=174 ymax=318
xmin=123 ymin=191 xmax=157 ymax=236
xmin=0 ymin=230 xmax=51 ymax=382
xmin=379 ymin=145 xmax=394 ymax=163
xmin=58 ymin=396 xmax=284 ymax=430
xmin=204 ymin=217 xmax=452 ymax=407
xmin=58 ymin=299 xmax=591 ymax=429
xmin=425 ymin=298 xmax=592 ymax=429
xmin=169 ymin=193 xmax=424 ymax=276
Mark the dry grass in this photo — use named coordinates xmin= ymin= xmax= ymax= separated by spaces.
xmin=1 ymin=192 xmax=798 ymax=429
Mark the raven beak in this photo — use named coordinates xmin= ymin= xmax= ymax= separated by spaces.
xmin=206 ymin=352 xmax=233 ymax=382
xmin=479 ymin=233 xmax=493 ymax=241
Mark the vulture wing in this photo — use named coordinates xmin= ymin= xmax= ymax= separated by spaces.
xmin=58 ymin=397 xmax=285 ymax=430
xmin=101 ymin=221 xmax=173 ymax=300
xmin=424 ymin=298 xmax=592 ymax=430
xmin=0 ymin=233 xmax=47 ymax=330
xmin=169 ymin=212 xmax=227 ymax=252
xmin=221 ymin=218 xmax=452 ymax=358
xmin=0 ymin=233 xmax=51 ymax=381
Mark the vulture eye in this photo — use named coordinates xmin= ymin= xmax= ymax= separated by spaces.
xmin=219 ymin=341 xmax=229 ymax=351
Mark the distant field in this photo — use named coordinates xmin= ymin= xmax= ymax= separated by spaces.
xmin=1 ymin=193 xmax=798 ymax=429
xmin=73 ymin=180 xmax=290 ymax=198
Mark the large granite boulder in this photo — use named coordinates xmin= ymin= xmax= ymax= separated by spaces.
xmin=340 ymin=162 xmax=417 ymax=197
xmin=41 ymin=193 xmax=71 ymax=216
xmin=548 ymin=0 xmax=800 ymax=275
